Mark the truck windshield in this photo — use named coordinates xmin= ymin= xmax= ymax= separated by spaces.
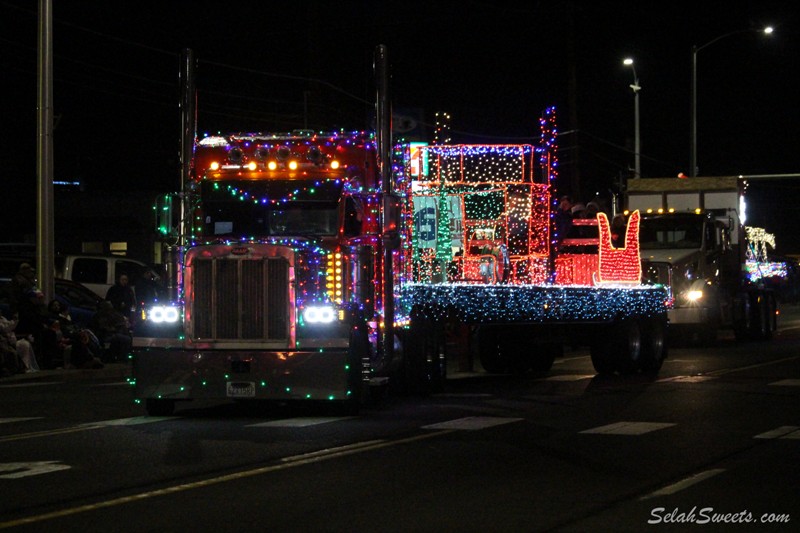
xmin=639 ymin=216 xmax=703 ymax=250
xmin=200 ymin=179 xmax=342 ymax=238
xmin=203 ymin=202 xmax=338 ymax=238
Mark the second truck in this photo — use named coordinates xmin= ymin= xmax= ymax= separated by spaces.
xmin=627 ymin=176 xmax=778 ymax=343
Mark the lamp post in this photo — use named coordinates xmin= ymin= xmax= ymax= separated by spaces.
xmin=690 ymin=26 xmax=773 ymax=177
xmin=623 ymin=58 xmax=640 ymax=179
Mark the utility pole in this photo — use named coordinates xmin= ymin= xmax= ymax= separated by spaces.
xmin=37 ymin=0 xmax=54 ymax=302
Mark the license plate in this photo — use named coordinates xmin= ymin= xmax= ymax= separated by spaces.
xmin=226 ymin=381 xmax=256 ymax=398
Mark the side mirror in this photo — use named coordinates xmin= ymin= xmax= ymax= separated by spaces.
xmin=154 ymin=193 xmax=179 ymax=237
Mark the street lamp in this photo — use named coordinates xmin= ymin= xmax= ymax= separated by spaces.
xmin=690 ymin=26 xmax=773 ymax=177
xmin=623 ymin=58 xmax=641 ymax=179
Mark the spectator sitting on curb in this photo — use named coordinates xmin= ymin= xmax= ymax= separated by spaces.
xmin=14 ymin=289 xmax=46 ymax=372
xmin=90 ymin=301 xmax=132 ymax=363
xmin=68 ymin=329 xmax=104 ymax=369
xmin=0 ymin=315 xmax=22 ymax=376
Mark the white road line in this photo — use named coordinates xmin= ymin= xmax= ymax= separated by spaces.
xmin=640 ymin=469 xmax=726 ymax=500
xmin=580 ymin=421 xmax=676 ymax=435
xmin=422 ymin=416 xmax=523 ymax=431
xmin=0 ymin=382 xmax=63 ymax=388
xmin=0 ymin=417 xmax=44 ymax=424
xmin=769 ymin=379 xmax=800 ymax=387
xmin=247 ymin=417 xmax=355 ymax=428
xmin=754 ymin=426 xmax=800 ymax=439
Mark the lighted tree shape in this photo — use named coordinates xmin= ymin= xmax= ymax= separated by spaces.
xmin=436 ymin=186 xmax=452 ymax=266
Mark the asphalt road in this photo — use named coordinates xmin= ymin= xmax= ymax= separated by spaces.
xmin=2 ymin=308 xmax=799 ymax=532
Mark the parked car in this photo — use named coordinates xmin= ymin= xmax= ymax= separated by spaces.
xmin=55 ymin=254 xmax=162 ymax=300
xmin=0 ymin=277 xmax=102 ymax=330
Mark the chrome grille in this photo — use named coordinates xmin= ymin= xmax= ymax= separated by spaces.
xmin=192 ymin=257 xmax=290 ymax=340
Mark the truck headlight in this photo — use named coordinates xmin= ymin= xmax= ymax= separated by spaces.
xmin=686 ymin=290 xmax=703 ymax=302
xmin=303 ymin=305 xmax=337 ymax=324
xmin=147 ymin=305 xmax=181 ymax=323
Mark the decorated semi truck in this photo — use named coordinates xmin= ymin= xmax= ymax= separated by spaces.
xmin=626 ymin=176 xmax=778 ymax=342
xmin=131 ymin=48 xmax=669 ymax=415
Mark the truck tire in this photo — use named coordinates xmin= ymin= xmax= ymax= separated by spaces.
xmin=530 ymin=342 xmax=561 ymax=373
xmin=640 ymin=318 xmax=667 ymax=375
xmin=478 ymin=327 xmax=507 ymax=373
xmin=614 ymin=320 xmax=643 ymax=375
xmin=757 ymin=292 xmax=777 ymax=341
xmin=590 ymin=321 xmax=642 ymax=375
xmin=590 ymin=341 xmax=617 ymax=375
xmin=145 ymin=398 xmax=175 ymax=416
xmin=402 ymin=318 xmax=446 ymax=394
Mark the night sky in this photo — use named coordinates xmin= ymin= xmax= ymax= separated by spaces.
xmin=2 ymin=1 xmax=799 ymax=251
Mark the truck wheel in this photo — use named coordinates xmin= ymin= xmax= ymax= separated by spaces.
xmin=733 ymin=293 xmax=751 ymax=341
xmin=145 ymin=398 xmax=175 ymax=416
xmin=478 ymin=327 xmax=507 ymax=373
xmin=590 ymin=341 xmax=617 ymax=375
xmin=403 ymin=318 xmax=446 ymax=395
xmin=757 ymin=292 xmax=777 ymax=341
xmin=640 ymin=318 xmax=667 ymax=375
xmin=590 ymin=329 xmax=618 ymax=375
xmin=530 ymin=343 xmax=561 ymax=373
xmin=615 ymin=320 xmax=643 ymax=375
xmin=503 ymin=333 xmax=532 ymax=375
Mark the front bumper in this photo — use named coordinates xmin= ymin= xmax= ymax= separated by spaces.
xmin=668 ymin=305 xmax=714 ymax=326
xmin=132 ymin=347 xmax=359 ymax=403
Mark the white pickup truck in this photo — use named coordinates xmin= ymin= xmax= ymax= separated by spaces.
xmin=55 ymin=255 xmax=159 ymax=299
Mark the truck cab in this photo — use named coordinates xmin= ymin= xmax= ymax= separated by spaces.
xmin=639 ymin=210 xmax=737 ymax=339
xmin=628 ymin=176 xmax=777 ymax=342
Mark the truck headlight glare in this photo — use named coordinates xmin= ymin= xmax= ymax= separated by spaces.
xmin=687 ymin=290 xmax=703 ymax=302
xmin=148 ymin=305 xmax=181 ymax=323
xmin=303 ymin=305 xmax=336 ymax=324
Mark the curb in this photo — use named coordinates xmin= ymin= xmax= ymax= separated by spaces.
xmin=0 ymin=362 xmax=131 ymax=384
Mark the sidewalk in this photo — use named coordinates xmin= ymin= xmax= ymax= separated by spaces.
xmin=0 ymin=362 xmax=131 ymax=384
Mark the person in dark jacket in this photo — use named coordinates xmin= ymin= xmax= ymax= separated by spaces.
xmin=68 ymin=328 xmax=104 ymax=369
xmin=14 ymin=289 xmax=46 ymax=371
xmin=105 ymin=274 xmax=136 ymax=321
xmin=10 ymin=263 xmax=36 ymax=314
xmin=90 ymin=301 xmax=132 ymax=362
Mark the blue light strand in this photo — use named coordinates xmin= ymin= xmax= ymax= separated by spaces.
xmin=401 ymin=282 xmax=669 ymax=324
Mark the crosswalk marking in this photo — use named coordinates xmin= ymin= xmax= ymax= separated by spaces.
xmin=82 ymin=417 xmax=174 ymax=427
xmin=581 ymin=421 xmax=676 ymax=435
xmin=422 ymin=416 xmax=523 ymax=431
xmin=657 ymin=375 xmax=716 ymax=383
xmin=247 ymin=417 xmax=355 ymax=428
xmin=754 ymin=426 xmax=800 ymax=439
xmin=0 ymin=461 xmax=71 ymax=479
xmin=543 ymin=374 xmax=594 ymax=381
